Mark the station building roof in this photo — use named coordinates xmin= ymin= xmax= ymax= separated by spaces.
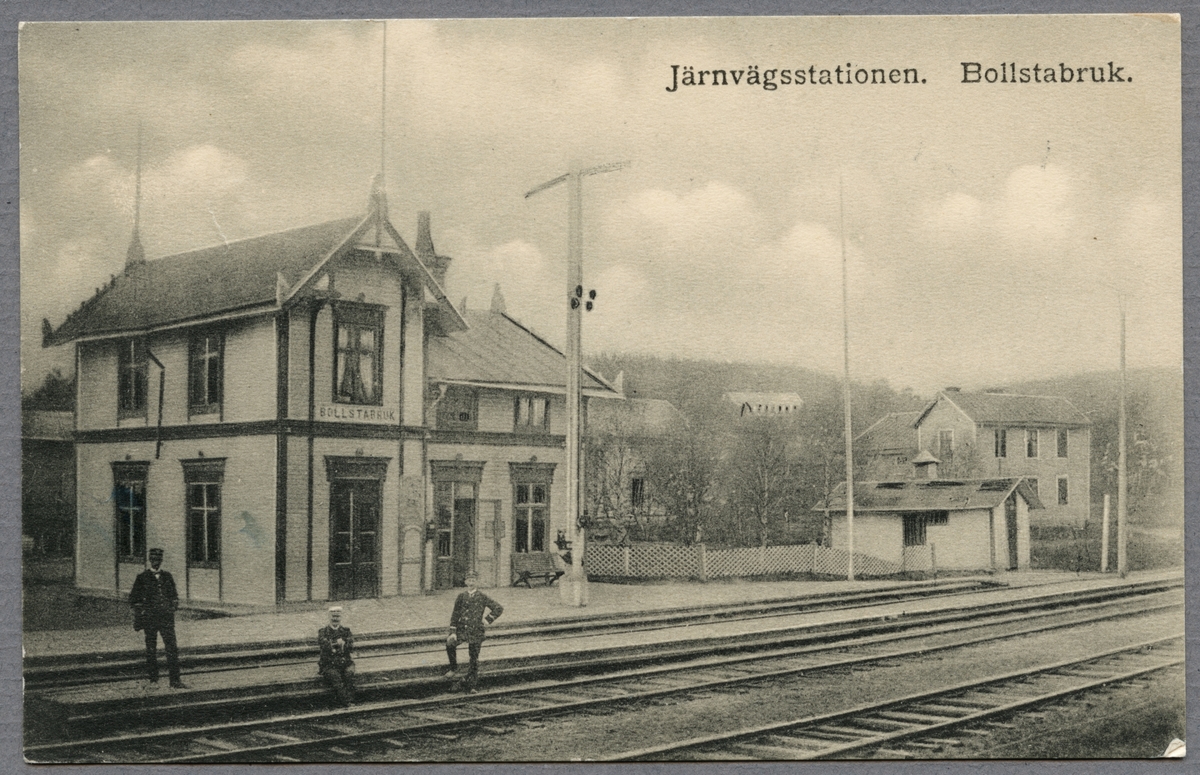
xmin=819 ymin=477 xmax=1043 ymax=513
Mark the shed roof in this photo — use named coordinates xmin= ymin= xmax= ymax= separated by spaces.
xmin=819 ymin=477 xmax=1043 ymax=513
xmin=917 ymin=391 xmax=1090 ymax=428
xmin=427 ymin=310 xmax=617 ymax=396
xmin=855 ymin=411 xmax=921 ymax=452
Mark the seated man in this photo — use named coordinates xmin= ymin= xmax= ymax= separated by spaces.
xmin=318 ymin=606 xmax=355 ymax=706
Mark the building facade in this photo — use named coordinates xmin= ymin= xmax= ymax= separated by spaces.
xmin=912 ymin=389 xmax=1091 ymax=525
xmin=858 ymin=390 xmax=1092 ymax=526
xmin=822 ymin=477 xmax=1041 ymax=572
xmin=45 ymin=188 xmax=618 ymax=605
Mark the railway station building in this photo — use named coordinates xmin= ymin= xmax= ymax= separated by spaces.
xmin=43 ymin=184 xmax=619 ymax=606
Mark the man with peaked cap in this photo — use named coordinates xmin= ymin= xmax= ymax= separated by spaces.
xmin=445 ymin=572 xmax=503 ymax=693
xmin=129 ymin=548 xmax=185 ymax=688
xmin=318 ymin=606 xmax=356 ymax=706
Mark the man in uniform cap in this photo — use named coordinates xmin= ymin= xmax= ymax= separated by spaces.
xmin=129 ymin=548 xmax=185 ymax=688
xmin=445 ymin=572 xmax=503 ymax=693
xmin=318 ymin=606 xmax=356 ymax=706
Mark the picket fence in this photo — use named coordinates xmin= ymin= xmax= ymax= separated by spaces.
xmin=585 ymin=541 xmax=936 ymax=580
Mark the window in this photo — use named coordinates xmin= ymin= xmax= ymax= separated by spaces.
xmin=188 ymin=331 xmax=223 ymax=414
xmin=183 ymin=459 xmax=224 ymax=568
xmin=994 ymin=428 xmax=1007 ymax=458
xmin=903 ymin=511 xmax=949 ymax=547
xmin=1026 ymin=429 xmax=1039 ymax=458
xmin=631 ymin=477 xmax=646 ymax=510
xmin=118 ymin=338 xmax=148 ymax=417
xmin=112 ymin=462 xmax=149 ymax=562
xmin=333 ymin=303 xmax=384 ymax=405
xmin=1057 ymin=475 xmax=1069 ymax=506
xmin=1027 ymin=478 xmax=1039 ymax=500
xmin=1057 ymin=428 xmax=1069 ymax=458
xmin=514 ymin=395 xmax=550 ymax=433
xmin=514 ymin=482 xmax=548 ymax=553
xmin=938 ymin=430 xmax=953 ymax=460
xmin=437 ymin=386 xmax=478 ymax=431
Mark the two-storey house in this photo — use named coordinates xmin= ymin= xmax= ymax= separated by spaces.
xmin=911 ymin=389 xmax=1091 ymax=525
xmin=43 ymin=183 xmax=619 ymax=605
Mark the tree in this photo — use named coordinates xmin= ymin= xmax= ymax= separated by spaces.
xmin=640 ymin=423 xmax=721 ymax=545
xmin=725 ymin=416 xmax=802 ymax=548
xmin=23 ymin=369 xmax=75 ymax=411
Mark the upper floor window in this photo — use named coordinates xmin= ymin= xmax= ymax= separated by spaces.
xmin=937 ymin=430 xmax=953 ymax=461
xmin=117 ymin=338 xmax=148 ymax=417
xmin=112 ymin=462 xmax=149 ymax=563
xmin=437 ymin=385 xmax=478 ymax=431
xmin=1057 ymin=428 xmax=1069 ymax=458
xmin=183 ymin=459 xmax=224 ymax=568
xmin=994 ymin=428 xmax=1007 ymax=458
xmin=333 ymin=303 xmax=384 ymax=405
xmin=188 ymin=332 xmax=223 ymax=415
xmin=1026 ymin=429 xmax=1039 ymax=458
xmin=515 ymin=395 xmax=550 ymax=433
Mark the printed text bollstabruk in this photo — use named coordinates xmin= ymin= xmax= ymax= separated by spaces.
xmin=665 ymin=64 xmax=924 ymax=92
xmin=961 ymin=62 xmax=1129 ymax=84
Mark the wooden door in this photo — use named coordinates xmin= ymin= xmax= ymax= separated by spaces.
xmin=329 ymin=479 xmax=381 ymax=600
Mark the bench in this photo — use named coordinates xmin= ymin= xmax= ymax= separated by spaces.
xmin=511 ymin=552 xmax=564 ymax=587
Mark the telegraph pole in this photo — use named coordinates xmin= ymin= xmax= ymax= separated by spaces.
xmin=1117 ymin=293 xmax=1128 ymax=576
xmin=840 ymin=177 xmax=855 ymax=581
xmin=526 ymin=160 xmax=628 ymax=606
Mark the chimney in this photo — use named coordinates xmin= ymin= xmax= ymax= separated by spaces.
xmin=912 ymin=449 xmax=941 ymax=480
xmin=490 ymin=283 xmax=507 ymax=314
xmin=416 ymin=211 xmax=452 ymax=287
xmin=944 ymin=386 xmax=961 ymax=393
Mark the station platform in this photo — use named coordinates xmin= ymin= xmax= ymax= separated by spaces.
xmin=24 ymin=569 xmax=1182 ymax=738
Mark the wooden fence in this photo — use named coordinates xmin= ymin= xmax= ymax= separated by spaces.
xmin=585 ymin=541 xmax=933 ymax=580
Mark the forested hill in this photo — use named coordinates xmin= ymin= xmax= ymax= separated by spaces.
xmin=585 ymin=352 xmax=927 ymax=435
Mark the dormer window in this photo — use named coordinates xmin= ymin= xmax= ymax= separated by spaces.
xmin=332 ymin=302 xmax=384 ymax=406
xmin=117 ymin=338 xmax=148 ymax=418
xmin=189 ymin=331 xmax=223 ymax=415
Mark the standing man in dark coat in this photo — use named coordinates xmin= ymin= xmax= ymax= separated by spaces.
xmin=445 ymin=572 xmax=503 ymax=693
xmin=129 ymin=547 xmax=186 ymax=688
xmin=318 ymin=606 xmax=356 ymax=706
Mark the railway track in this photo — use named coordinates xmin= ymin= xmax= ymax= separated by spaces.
xmin=610 ymin=635 xmax=1184 ymax=761
xmin=28 ymin=576 xmax=1181 ymax=738
xmin=26 ymin=578 xmax=994 ymax=689
xmin=25 ymin=584 xmax=1182 ymax=763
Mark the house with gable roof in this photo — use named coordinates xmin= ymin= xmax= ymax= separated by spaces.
xmin=909 ymin=388 xmax=1091 ymax=526
xmin=43 ymin=180 xmax=620 ymax=605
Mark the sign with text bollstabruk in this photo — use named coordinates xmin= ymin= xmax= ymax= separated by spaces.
xmin=316 ymin=404 xmax=398 ymax=423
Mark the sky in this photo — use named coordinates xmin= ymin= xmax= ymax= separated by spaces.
xmin=18 ymin=16 xmax=1182 ymax=396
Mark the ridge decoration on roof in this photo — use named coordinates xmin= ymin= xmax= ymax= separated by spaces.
xmin=42 ymin=188 xmax=466 ymax=347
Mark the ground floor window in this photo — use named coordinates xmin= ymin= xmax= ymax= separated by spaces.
xmin=1057 ymin=475 xmax=1069 ymax=505
xmin=902 ymin=511 xmax=948 ymax=547
xmin=182 ymin=458 xmax=225 ymax=568
xmin=112 ymin=462 xmax=149 ymax=563
xmin=510 ymin=462 xmax=556 ymax=554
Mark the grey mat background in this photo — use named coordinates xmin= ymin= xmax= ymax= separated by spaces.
xmin=1 ymin=2 xmax=1194 ymax=774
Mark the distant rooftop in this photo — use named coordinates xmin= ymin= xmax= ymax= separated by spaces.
xmin=724 ymin=391 xmax=803 ymax=416
xmin=856 ymin=411 xmax=921 ymax=452
xmin=917 ymin=390 xmax=1091 ymax=428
